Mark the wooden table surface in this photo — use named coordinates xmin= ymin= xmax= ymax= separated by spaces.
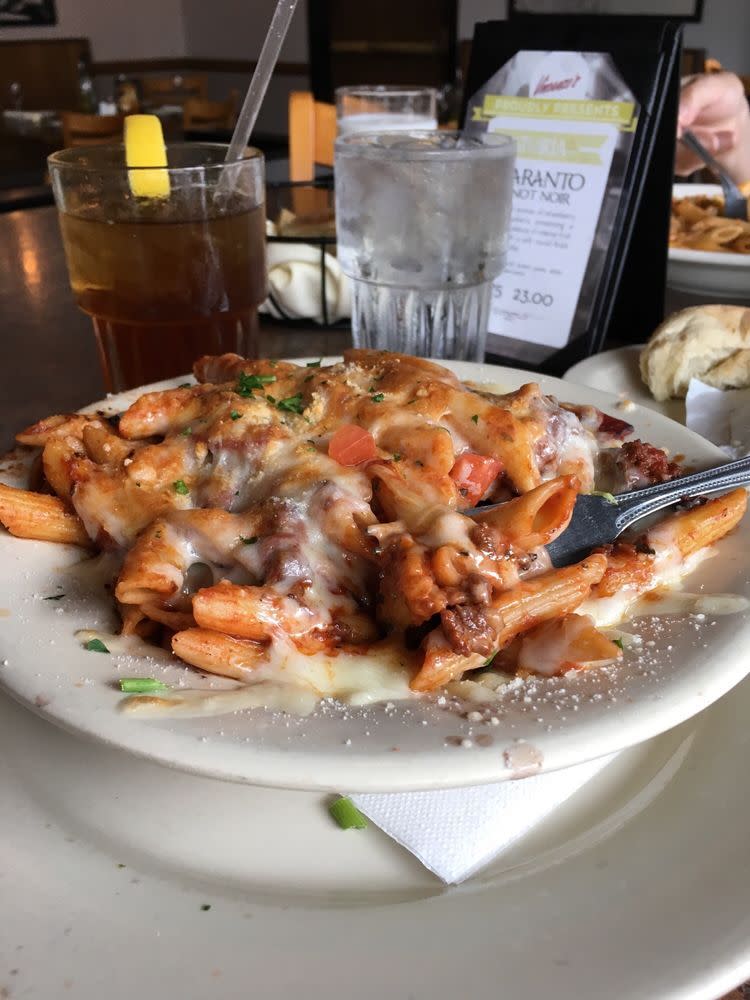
xmin=0 ymin=203 xmax=749 ymax=1000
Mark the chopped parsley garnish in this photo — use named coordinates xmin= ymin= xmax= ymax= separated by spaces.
xmin=613 ymin=637 xmax=624 ymax=651
xmin=306 ymin=359 xmax=322 ymax=368
xmin=43 ymin=593 xmax=65 ymax=601
xmin=119 ymin=678 xmax=169 ymax=693
xmin=471 ymin=414 xmax=479 ymax=424
xmin=239 ymin=535 xmax=258 ymax=545
xmin=173 ymin=479 xmax=189 ymax=495
xmin=236 ymin=372 xmax=276 ymax=397
xmin=181 ymin=426 xmax=192 ymax=436
xmin=328 ymin=796 xmax=368 ymax=830
xmin=370 ymin=393 xmax=385 ymax=403
xmin=276 ymin=394 xmax=305 ymax=414
xmin=200 ymin=903 xmax=212 ymax=911
xmin=85 ymin=638 xmax=110 ymax=654
xmin=178 ymin=382 xmax=192 ymax=388
xmin=230 ymin=410 xmax=241 ymax=420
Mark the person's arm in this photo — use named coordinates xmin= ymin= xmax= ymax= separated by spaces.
xmin=675 ymin=71 xmax=750 ymax=185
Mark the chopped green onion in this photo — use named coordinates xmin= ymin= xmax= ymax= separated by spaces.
xmin=119 ymin=677 xmax=169 ymax=693
xmin=481 ymin=651 xmax=497 ymax=668
xmin=85 ymin=638 xmax=110 ymax=654
xmin=181 ymin=426 xmax=192 ymax=436
xmin=230 ymin=410 xmax=241 ymax=420
xmin=589 ymin=490 xmax=617 ymax=504
xmin=236 ymin=372 xmax=276 ymax=397
xmin=239 ymin=535 xmax=258 ymax=545
xmin=613 ymin=637 xmax=624 ymax=651
xmin=306 ymin=359 xmax=322 ymax=368
xmin=370 ymin=393 xmax=385 ymax=403
xmin=471 ymin=414 xmax=479 ymax=424
xmin=178 ymin=382 xmax=192 ymax=389
xmin=276 ymin=394 xmax=305 ymax=414
xmin=265 ymin=394 xmax=276 ymax=404
xmin=43 ymin=593 xmax=65 ymax=601
xmin=200 ymin=903 xmax=211 ymax=911
xmin=328 ymin=796 xmax=368 ymax=830
xmin=392 ymin=453 xmax=402 ymax=462
xmin=173 ymin=479 xmax=189 ymax=495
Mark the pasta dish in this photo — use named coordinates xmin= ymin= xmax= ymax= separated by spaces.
xmin=0 ymin=350 xmax=745 ymax=708
xmin=670 ymin=193 xmax=750 ymax=254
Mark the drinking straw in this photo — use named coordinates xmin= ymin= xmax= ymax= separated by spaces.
xmin=224 ymin=0 xmax=299 ymax=163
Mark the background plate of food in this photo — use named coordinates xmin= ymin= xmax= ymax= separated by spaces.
xmin=0 ymin=354 xmax=748 ymax=791
xmin=668 ymin=183 xmax=750 ymax=301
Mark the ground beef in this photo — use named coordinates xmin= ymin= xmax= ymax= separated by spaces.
xmin=615 ymin=439 xmax=683 ymax=490
xmin=440 ymin=605 xmax=496 ymax=656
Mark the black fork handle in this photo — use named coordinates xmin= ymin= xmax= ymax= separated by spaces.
xmin=613 ymin=455 xmax=750 ymax=533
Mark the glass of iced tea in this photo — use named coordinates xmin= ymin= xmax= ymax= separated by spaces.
xmin=48 ymin=143 xmax=267 ymax=391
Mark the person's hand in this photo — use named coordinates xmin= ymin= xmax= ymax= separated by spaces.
xmin=676 ymin=71 xmax=750 ymax=184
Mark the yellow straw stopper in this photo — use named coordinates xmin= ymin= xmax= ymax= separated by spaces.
xmin=124 ymin=114 xmax=170 ymax=199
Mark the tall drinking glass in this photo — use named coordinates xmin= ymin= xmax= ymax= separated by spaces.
xmin=48 ymin=144 xmax=267 ymax=392
xmin=335 ymin=85 xmax=438 ymax=136
xmin=335 ymin=131 xmax=515 ymax=361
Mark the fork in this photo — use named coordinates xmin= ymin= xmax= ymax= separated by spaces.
xmin=464 ymin=455 xmax=750 ymax=568
xmin=680 ymin=129 xmax=749 ymax=220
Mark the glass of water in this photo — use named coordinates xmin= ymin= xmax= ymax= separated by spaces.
xmin=335 ymin=85 xmax=438 ymax=136
xmin=335 ymin=131 xmax=515 ymax=360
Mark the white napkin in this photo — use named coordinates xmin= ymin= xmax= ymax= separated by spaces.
xmin=685 ymin=379 xmax=750 ymax=457
xmin=351 ymin=752 xmax=617 ymax=884
xmin=260 ymin=224 xmax=351 ymax=324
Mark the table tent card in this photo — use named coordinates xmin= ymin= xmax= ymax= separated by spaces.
xmin=463 ymin=16 xmax=683 ymax=372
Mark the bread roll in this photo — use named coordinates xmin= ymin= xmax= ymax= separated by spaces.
xmin=639 ymin=305 xmax=750 ymax=400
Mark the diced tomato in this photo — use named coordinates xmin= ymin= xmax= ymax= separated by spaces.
xmin=328 ymin=424 xmax=377 ymax=466
xmin=449 ymin=453 xmax=503 ymax=506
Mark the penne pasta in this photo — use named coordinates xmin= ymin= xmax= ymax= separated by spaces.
xmin=116 ymin=520 xmax=186 ymax=605
xmin=15 ymin=413 xmax=103 ymax=447
xmin=411 ymin=554 xmax=608 ymax=690
xmin=0 ymin=482 xmax=91 ymax=547
xmin=171 ymin=627 xmax=267 ymax=681
xmin=41 ymin=435 xmax=86 ymax=500
xmin=671 ymin=195 xmax=750 ymax=255
xmin=192 ymin=581 xmax=322 ymax=641
xmin=472 ymin=475 xmax=579 ymax=550
xmin=656 ymin=488 xmax=747 ymax=558
xmin=3 ymin=349 xmax=747 ymax=705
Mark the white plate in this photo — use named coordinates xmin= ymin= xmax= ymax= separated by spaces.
xmin=2 ymin=675 xmax=750 ymax=1000
xmin=668 ymin=183 xmax=750 ymax=301
xmin=1 ymin=360 xmax=749 ymax=791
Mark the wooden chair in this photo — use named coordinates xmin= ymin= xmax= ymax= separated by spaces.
xmin=182 ymin=91 xmax=239 ymax=131
xmin=288 ymin=91 xmax=336 ymax=183
xmin=61 ymin=112 xmax=124 ymax=148
xmin=140 ymin=74 xmax=208 ymax=108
